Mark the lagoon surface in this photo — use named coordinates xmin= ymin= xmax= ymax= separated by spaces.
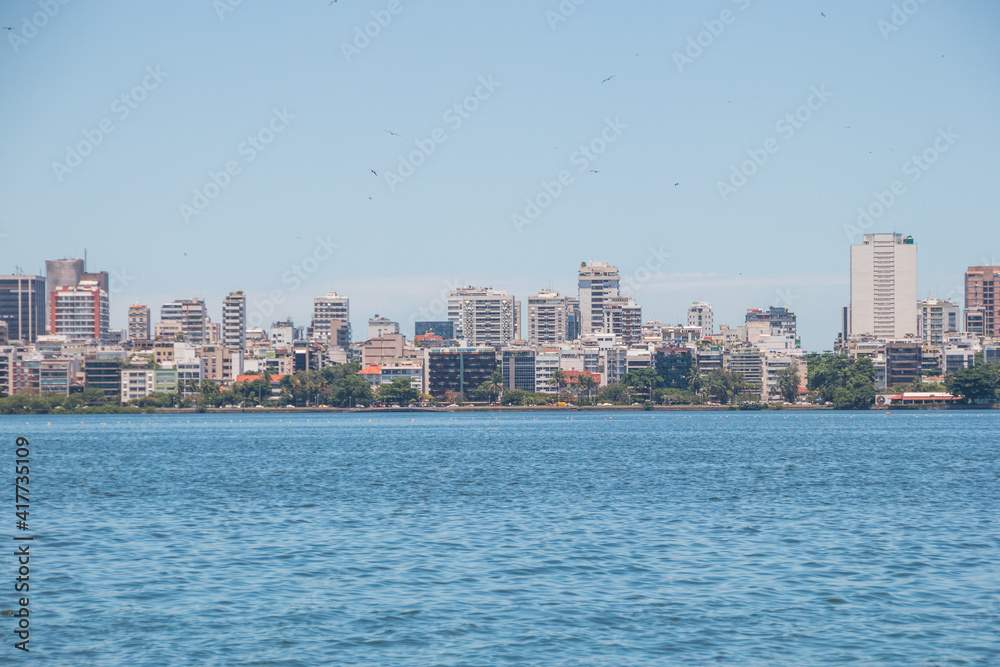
xmin=4 ymin=411 xmax=999 ymax=666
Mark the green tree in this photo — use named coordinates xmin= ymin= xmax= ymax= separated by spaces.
xmin=476 ymin=367 xmax=505 ymax=404
xmin=595 ymin=383 xmax=631 ymax=405
xmin=847 ymin=356 xmax=877 ymax=408
xmin=653 ymin=387 xmax=696 ymax=405
xmin=622 ymin=368 xmax=663 ymax=401
xmin=79 ymin=387 xmax=109 ymax=407
xmin=378 ymin=377 xmax=420 ymax=406
xmin=501 ymin=389 xmax=533 ymax=406
xmin=321 ymin=362 xmax=361 ymax=384
xmin=775 ymin=365 xmax=800 ymax=403
xmin=549 ymin=369 xmax=567 ymax=396
xmin=807 ymin=353 xmax=852 ymax=403
xmin=946 ymin=363 xmax=1000 ymax=404
xmin=572 ymin=373 xmax=598 ymax=406
xmin=331 ymin=375 xmax=374 ymax=408
xmin=701 ymin=369 xmax=753 ymax=405
xmin=249 ymin=377 xmax=273 ymax=405
xmin=685 ymin=364 xmax=703 ymax=396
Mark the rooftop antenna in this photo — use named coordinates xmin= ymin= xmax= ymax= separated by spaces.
xmin=84 ymin=248 xmax=87 ymax=271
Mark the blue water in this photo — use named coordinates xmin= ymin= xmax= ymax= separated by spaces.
xmin=3 ymin=411 xmax=999 ymax=665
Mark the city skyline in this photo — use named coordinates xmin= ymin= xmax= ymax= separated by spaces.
xmin=3 ymin=3 xmax=999 ymax=353
xmin=1 ymin=250 xmax=992 ymax=352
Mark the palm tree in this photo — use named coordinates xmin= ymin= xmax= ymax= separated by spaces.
xmin=549 ymin=369 xmax=567 ymax=399
xmin=685 ymin=364 xmax=703 ymax=395
xmin=572 ymin=374 xmax=597 ymax=406
xmin=482 ymin=367 xmax=504 ymax=404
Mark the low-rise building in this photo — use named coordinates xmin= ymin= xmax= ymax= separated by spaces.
xmin=358 ymin=360 xmax=424 ymax=393
xmin=918 ymin=297 xmax=960 ymax=346
xmin=121 ymin=368 xmax=155 ymax=402
xmin=502 ymin=348 xmax=536 ymax=392
xmin=534 ymin=350 xmax=560 ymax=394
xmin=942 ymin=345 xmax=975 ymax=374
xmin=425 ymin=348 xmax=497 ymax=400
xmin=361 ymin=334 xmax=406 ymax=368
xmin=197 ymin=345 xmax=242 ymax=383
xmin=762 ymin=354 xmax=807 ymax=401
xmin=84 ymin=355 xmax=123 ymax=397
xmin=367 ymin=315 xmax=399 ymax=340
xmin=0 ymin=346 xmax=13 ymax=396
xmin=654 ymin=347 xmax=693 ymax=389
xmin=728 ymin=347 xmax=763 ymax=395
xmin=886 ymin=341 xmax=922 ymax=386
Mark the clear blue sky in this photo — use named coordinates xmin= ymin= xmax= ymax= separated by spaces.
xmin=2 ymin=0 xmax=998 ymax=351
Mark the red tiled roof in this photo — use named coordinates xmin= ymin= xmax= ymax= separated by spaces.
xmin=357 ymin=365 xmax=382 ymax=375
xmin=564 ymin=370 xmax=601 ymax=383
xmin=236 ymin=374 xmax=286 ymax=383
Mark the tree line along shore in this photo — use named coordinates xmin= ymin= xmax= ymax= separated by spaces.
xmin=1 ymin=353 xmax=997 ymax=415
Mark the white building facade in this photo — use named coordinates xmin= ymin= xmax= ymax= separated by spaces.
xmin=578 ymin=261 xmax=620 ymax=335
xmin=527 ymin=289 xmax=570 ymax=346
xmin=222 ymin=291 xmax=246 ymax=352
xmin=850 ymin=233 xmax=917 ymax=340
xmin=687 ymin=302 xmax=713 ymax=339
xmin=446 ymin=287 xmax=519 ymax=347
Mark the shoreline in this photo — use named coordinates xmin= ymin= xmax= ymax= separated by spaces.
xmin=33 ymin=403 xmax=998 ymax=415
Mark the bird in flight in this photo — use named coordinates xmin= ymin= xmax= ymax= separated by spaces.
xmin=820 ymin=12 xmax=826 ymax=17
xmin=370 ymin=169 xmax=378 ymax=176
xmin=601 ymin=75 xmax=615 ymax=84
xmin=674 ymin=183 xmax=679 ymax=186
xmin=2 ymin=27 xmax=12 ymax=30
xmin=590 ymin=170 xmax=600 ymax=174
xmin=384 ymin=130 xmax=400 ymax=137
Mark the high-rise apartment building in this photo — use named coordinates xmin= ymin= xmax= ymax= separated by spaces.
xmin=0 ymin=275 xmax=46 ymax=343
xmin=50 ymin=280 xmax=110 ymax=342
xmin=917 ymin=297 xmax=960 ymax=345
xmin=128 ymin=304 xmax=150 ymax=342
xmin=160 ymin=298 xmax=208 ymax=343
xmin=45 ymin=258 xmax=84 ymax=292
xmin=45 ymin=258 xmax=109 ymax=332
xmin=849 ymin=233 xmax=917 ymax=339
xmin=527 ymin=289 xmax=571 ymax=346
xmin=602 ymin=296 xmax=642 ymax=347
xmin=222 ymin=291 xmax=247 ymax=352
xmin=687 ymin=302 xmax=713 ymax=339
xmin=964 ymin=266 xmax=1000 ymax=338
xmin=446 ymin=287 xmax=519 ymax=347
xmin=578 ymin=261 xmax=620 ymax=335
xmin=311 ymin=291 xmax=351 ymax=348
